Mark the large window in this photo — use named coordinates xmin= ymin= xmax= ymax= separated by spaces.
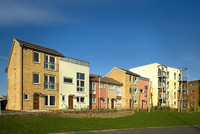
xmin=77 ymin=73 xmax=85 ymax=92
xmin=145 ymin=86 xmax=148 ymax=98
xmin=116 ymin=99 xmax=121 ymax=104
xmin=133 ymin=77 xmax=137 ymax=85
xmin=116 ymin=86 xmax=121 ymax=96
xmin=167 ymin=81 xmax=169 ymax=89
xmin=44 ymin=54 xmax=56 ymax=71
xmin=174 ymin=73 xmax=176 ymax=80
xmin=167 ymin=71 xmax=169 ymax=79
xmin=90 ymin=98 xmax=96 ymax=103
xmin=44 ymin=74 xmax=56 ymax=90
xmin=167 ymin=91 xmax=169 ymax=99
xmin=64 ymin=77 xmax=73 ymax=83
xmin=90 ymin=83 xmax=95 ymax=94
xmin=133 ymin=88 xmax=137 ymax=97
xmin=33 ymin=72 xmax=40 ymax=84
xmin=130 ymin=75 xmax=132 ymax=82
xmin=45 ymin=95 xmax=56 ymax=106
xmin=174 ymin=92 xmax=176 ymax=99
xmin=33 ymin=51 xmax=40 ymax=63
xmin=174 ymin=82 xmax=176 ymax=89
xmin=77 ymin=96 xmax=85 ymax=103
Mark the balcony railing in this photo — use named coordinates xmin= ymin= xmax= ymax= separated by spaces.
xmin=159 ymin=94 xmax=167 ymax=99
xmin=158 ymin=71 xmax=167 ymax=77
xmin=158 ymin=82 xmax=166 ymax=88
xmin=44 ymin=82 xmax=57 ymax=90
xmin=44 ymin=62 xmax=58 ymax=71
xmin=179 ymin=76 xmax=188 ymax=81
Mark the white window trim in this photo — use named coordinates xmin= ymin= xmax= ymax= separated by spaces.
xmin=44 ymin=74 xmax=56 ymax=90
xmin=109 ymin=85 xmax=114 ymax=90
xmin=77 ymin=73 xmax=85 ymax=93
xmin=90 ymin=98 xmax=96 ymax=103
xmin=63 ymin=77 xmax=73 ymax=84
xmin=98 ymin=83 xmax=104 ymax=89
xmin=33 ymin=72 xmax=40 ymax=84
xmin=24 ymin=93 xmax=29 ymax=100
xmin=174 ymin=101 xmax=176 ymax=106
xmin=33 ymin=51 xmax=40 ymax=63
xmin=134 ymin=100 xmax=137 ymax=105
xmin=44 ymin=95 xmax=56 ymax=107
xmin=116 ymin=86 xmax=121 ymax=96
xmin=145 ymin=86 xmax=148 ymax=98
xmin=91 ymin=83 xmax=96 ymax=94
xmin=44 ymin=54 xmax=56 ymax=71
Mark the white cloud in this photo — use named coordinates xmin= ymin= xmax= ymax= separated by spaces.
xmin=0 ymin=0 xmax=75 ymax=27
xmin=0 ymin=56 xmax=8 ymax=59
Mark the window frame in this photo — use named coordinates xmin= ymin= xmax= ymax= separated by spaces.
xmin=44 ymin=74 xmax=56 ymax=90
xmin=144 ymin=86 xmax=148 ymax=98
xmin=44 ymin=95 xmax=56 ymax=107
xmin=145 ymin=101 xmax=148 ymax=105
xmin=33 ymin=72 xmax=40 ymax=84
xmin=116 ymin=99 xmax=121 ymax=104
xmin=109 ymin=85 xmax=114 ymax=90
xmin=174 ymin=82 xmax=176 ymax=89
xmin=134 ymin=100 xmax=137 ymax=104
xmin=77 ymin=96 xmax=85 ymax=103
xmin=77 ymin=73 xmax=85 ymax=93
xmin=98 ymin=83 xmax=104 ymax=89
xmin=174 ymin=73 xmax=176 ymax=80
xmin=44 ymin=54 xmax=56 ymax=71
xmin=63 ymin=77 xmax=73 ymax=84
xmin=33 ymin=51 xmax=40 ymax=63
xmin=116 ymin=86 xmax=121 ymax=96
xmin=24 ymin=93 xmax=29 ymax=100
xmin=62 ymin=95 xmax=66 ymax=102
xmin=174 ymin=92 xmax=176 ymax=99
xmin=90 ymin=98 xmax=96 ymax=103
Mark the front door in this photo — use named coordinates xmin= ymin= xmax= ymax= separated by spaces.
xmin=129 ymin=99 xmax=132 ymax=109
xmin=68 ymin=96 xmax=73 ymax=109
xmin=111 ymin=99 xmax=114 ymax=109
xmin=33 ymin=93 xmax=39 ymax=110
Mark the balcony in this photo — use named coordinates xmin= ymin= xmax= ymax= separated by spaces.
xmin=178 ymin=96 xmax=187 ymax=100
xmin=158 ymin=82 xmax=166 ymax=88
xmin=179 ymin=76 xmax=188 ymax=81
xmin=159 ymin=94 xmax=167 ymax=99
xmin=158 ymin=71 xmax=167 ymax=77
xmin=44 ymin=82 xmax=58 ymax=90
xmin=44 ymin=62 xmax=58 ymax=71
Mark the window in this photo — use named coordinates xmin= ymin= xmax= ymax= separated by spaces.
xmin=133 ymin=77 xmax=137 ymax=85
xmin=145 ymin=101 xmax=148 ymax=105
xmin=77 ymin=73 xmax=85 ymax=92
xmin=103 ymin=99 xmax=105 ymax=103
xmin=167 ymin=91 xmax=169 ymax=99
xmin=174 ymin=82 xmax=176 ymax=89
xmin=184 ymin=103 xmax=187 ymax=106
xmin=98 ymin=84 xmax=104 ymax=89
xmin=33 ymin=51 xmax=40 ymax=63
xmin=174 ymin=73 xmax=176 ymax=80
xmin=77 ymin=97 xmax=85 ymax=103
xmin=116 ymin=99 xmax=121 ymax=104
xmin=167 ymin=71 xmax=169 ymax=79
xmin=174 ymin=101 xmax=176 ymax=106
xmin=109 ymin=85 xmax=114 ymax=90
xmin=62 ymin=95 xmax=66 ymax=101
xmin=167 ymin=82 xmax=169 ymax=89
xmin=130 ymin=88 xmax=132 ymax=94
xmin=24 ymin=93 xmax=29 ymax=100
xmin=33 ymin=72 xmax=40 ymax=84
xmin=134 ymin=100 xmax=137 ymax=104
xmin=90 ymin=98 xmax=96 ymax=103
xmin=45 ymin=95 xmax=56 ymax=106
xmin=174 ymin=92 xmax=176 ymax=99
xmin=130 ymin=75 xmax=132 ymax=82
xmin=191 ymin=84 xmax=195 ymax=86
xmin=191 ymin=104 xmax=195 ymax=106
xmin=191 ymin=90 xmax=195 ymax=93
xmin=140 ymin=89 xmax=143 ymax=93
xmin=64 ymin=77 xmax=73 ymax=83
xmin=44 ymin=74 xmax=56 ymax=90
xmin=107 ymin=98 xmax=109 ymax=103
xmin=127 ymin=99 xmax=128 ymax=104
xmin=90 ymin=83 xmax=96 ymax=94
xmin=116 ymin=86 xmax=121 ymax=96
xmin=145 ymin=86 xmax=148 ymax=98
xmin=133 ymin=88 xmax=137 ymax=97
xmin=44 ymin=54 xmax=56 ymax=71
xmin=191 ymin=97 xmax=195 ymax=99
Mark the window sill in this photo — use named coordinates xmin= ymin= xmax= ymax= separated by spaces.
xmin=33 ymin=61 xmax=40 ymax=64
xmin=44 ymin=68 xmax=57 ymax=72
xmin=64 ymin=82 xmax=73 ymax=85
xmin=33 ymin=83 xmax=40 ymax=85
xmin=44 ymin=89 xmax=57 ymax=91
xmin=45 ymin=105 xmax=56 ymax=107
xmin=77 ymin=91 xmax=86 ymax=94
xmin=24 ymin=99 xmax=29 ymax=101
xmin=77 ymin=102 xmax=86 ymax=104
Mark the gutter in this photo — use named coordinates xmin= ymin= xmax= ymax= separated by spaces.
xmin=20 ymin=44 xmax=23 ymax=110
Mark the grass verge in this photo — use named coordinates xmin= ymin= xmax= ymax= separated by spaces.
xmin=0 ymin=111 xmax=200 ymax=134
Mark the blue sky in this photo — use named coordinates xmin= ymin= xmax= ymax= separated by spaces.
xmin=0 ymin=0 xmax=200 ymax=95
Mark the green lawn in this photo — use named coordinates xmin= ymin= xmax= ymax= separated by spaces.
xmin=0 ymin=111 xmax=200 ymax=134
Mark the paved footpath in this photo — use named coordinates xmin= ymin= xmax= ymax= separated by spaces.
xmin=50 ymin=125 xmax=200 ymax=134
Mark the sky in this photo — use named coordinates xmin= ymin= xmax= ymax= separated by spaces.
xmin=0 ymin=0 xmax=200 ymax=95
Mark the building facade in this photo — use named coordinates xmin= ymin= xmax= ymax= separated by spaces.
xmin=6 ymin=38 xmax=62 ymax=110
xmin=59 ymin=56 xmax=90 ymax=110
xmin=139 ymin=77 xmax=150 ymax=109
xmin=130 ymin=63 xmax=180 ymax=108
xmin=106 ymin=67 xmax=140 ymax=109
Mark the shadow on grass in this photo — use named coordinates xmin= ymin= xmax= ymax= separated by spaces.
xmin=169 ymin=113 xmax=200 ymax=133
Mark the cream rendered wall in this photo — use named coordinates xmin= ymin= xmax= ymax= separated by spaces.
xmin=166 ymin=67 xmax=180 ymax=108
xmin=59 ymin=60 xmax=89 ymax=109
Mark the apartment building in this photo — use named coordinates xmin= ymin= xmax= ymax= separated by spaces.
xmin=182 ymin=80 xmax=200 ymax=109
xmin=6 ymin=38 xmax=62 ymax=110
xmin=59 ymin=56 xmax=90 ymax=109
xmin=89 ymin=74 xmax=123 ymax=109
xmin=139 ymin=76 xmax=150 ymax=109
xmin=129 ymin=63 xmax=180 ymax=108
xmin=106 ymin=67 xmax=140 ymax=109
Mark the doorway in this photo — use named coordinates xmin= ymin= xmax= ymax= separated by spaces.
xmin=111 ymin=99 xmax=114 ymax=109
xmin=33 ymin=93 xmax=39 ymax=110
xmin=129 ymin=99 xmax=132 ymax=109
xmin=68 ymin=96 xmax=73 ymax=109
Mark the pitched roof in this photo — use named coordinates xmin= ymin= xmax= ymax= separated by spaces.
xmin=14 ymin=38 xmax=63 ymax=56
xmin=90 ymin=74 xmax=123 ymax=86
xmin=116 ymin=67 xmax=140 ymax=77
